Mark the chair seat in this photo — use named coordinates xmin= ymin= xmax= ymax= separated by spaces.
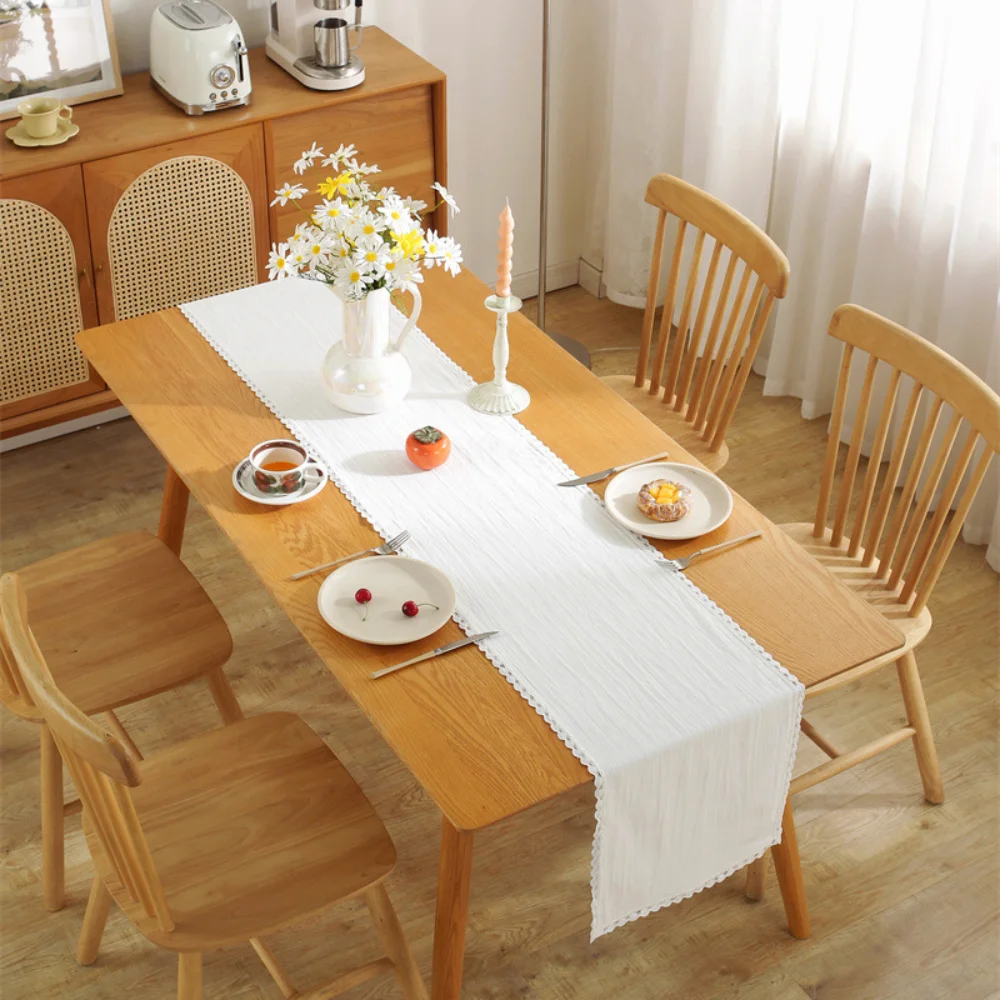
xmin=602 ymin=375 xmax=730 ymax=472
xmin=780 ymin=522 xmax=932 ymax=668
xmin=86 ymin=712 xmax=396 ymax=951
xmin=15 ymin=531 xmax=232 ymax=717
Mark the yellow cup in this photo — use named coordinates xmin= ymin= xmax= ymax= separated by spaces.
xmin=17 ymin=97 xmax=72 ymax=139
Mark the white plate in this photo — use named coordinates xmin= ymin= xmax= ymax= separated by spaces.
xmin=604 ymin=461 xmax=733 ymax=540
xmin=232 ymin=458 xmax=327 ymax=507
xmin=317 ymin=556 xmax=456 ymax=645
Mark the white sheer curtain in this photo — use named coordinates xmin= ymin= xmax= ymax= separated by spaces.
xmin=588 ymin=0 xmax=1000 ymax=568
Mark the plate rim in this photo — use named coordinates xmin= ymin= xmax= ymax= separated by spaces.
xmin=316 ymin=554 xmax=457 ymax=646
xmin=603 ymin=460 xmax=734 ymax=540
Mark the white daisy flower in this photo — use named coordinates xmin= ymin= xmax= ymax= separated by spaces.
xmin=389 ymin=256 xmax=425 ymax=293
xmin=431 ymin=181 xmax=460 ymax=218
xmin=422 ymin=229 xmax=443 ymax=268
xmin=353 ymin=243 xmax=392 ymax=277
xmin=330 ymin=238 xmax=353 ymax=261
xmin=317 ymin=198 xmax=349 ymax=228
xmin=333 ymin=263 xmax=371 ymax=299
xmin=344 ymin=180 xmax=368 ymax=203
xmin=288 ymin=243 xmax=309 ymax=269
xmin=346 ymin=208 xmax=387 ymax=242
xmin=381 ymin=247 xmax=404 ymax=280
xmin=266 ymin=243 xmax=296 ymax=280
xmin=373 ymin=186 xmax=397 ymax=202
xmin=403 ymin=196 xmax=428 ymax=215
xmin=293 ymin=142 xmax=324 ymax=175
xmin=321 ymin=142 xmax=357 ymax=168
xmin=438 ymin=236 xmax=463 ymax=276
xmin=270 ymin=183 xmax=309 ymax=207
xmin=303 ymin=235 xmax=334 ymax=270
xmin=377 ymin=196 xmax=412 ymax=230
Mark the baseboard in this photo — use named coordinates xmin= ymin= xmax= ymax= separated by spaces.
xmin=578 ymin=258 xmax=606 ymax=299
xmin=0 ymin=406 xmax=131 ymax=453
xmin=510 ymin=259 xmax=580 ymax=300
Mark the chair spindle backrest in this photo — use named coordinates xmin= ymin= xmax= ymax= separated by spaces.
xmin=814 ymin=305 xmax=1000 ymax=616
xmin=0 ymin=575 xmax=174 ymax=931
xmin=636 ymin=174 xmax=790 ymax=455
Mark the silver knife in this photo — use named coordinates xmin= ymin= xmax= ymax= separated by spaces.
xmin=558 ymin=450 xmax=671 ymax=487
xmin=370 ymin=631 xmax=499 ymax=680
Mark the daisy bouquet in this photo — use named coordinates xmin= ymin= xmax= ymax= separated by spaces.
xmin=266 ymin=141 xmax=463 ymax=301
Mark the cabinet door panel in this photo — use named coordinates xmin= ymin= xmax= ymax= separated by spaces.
xmin=83 ymin=124 xmax=268 ymax=323
xmin=1 ymin=166 xmax=105 ymax=421
xmin=266 ymin=86 xmax=437 ymax=244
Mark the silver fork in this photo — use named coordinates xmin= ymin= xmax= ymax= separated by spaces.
xmin=664 ymin=531 xmax=762 ymax=571
xmin=290 ymin=529 xmax=411 ymax=580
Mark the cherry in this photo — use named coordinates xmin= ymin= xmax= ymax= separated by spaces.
xmin=402 ymin=600 xmax=439 ymax=618
xmin=355 ymin=588 xmax=372 ymax=621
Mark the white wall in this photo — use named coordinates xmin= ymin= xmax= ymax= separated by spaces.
xmin=110 ymin=0 xmax=600 ymax=292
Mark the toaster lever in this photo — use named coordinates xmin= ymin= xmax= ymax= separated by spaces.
xmin=233 ymin=34 xmax=248 ymax=83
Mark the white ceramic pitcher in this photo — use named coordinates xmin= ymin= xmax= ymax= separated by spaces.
xmin=321 ymin=285 xmax=422 ymax=414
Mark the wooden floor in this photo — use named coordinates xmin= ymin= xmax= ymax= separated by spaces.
xmin=2 ymin=287 xmax=998 ymax=1000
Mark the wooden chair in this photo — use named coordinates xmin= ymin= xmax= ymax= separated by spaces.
xmin=744 ymin=304 xmax=1000 ymax=902
xmin=604 ymin=174 xmax=790 ymax=471
xmin=0 ymin=531 xmax=242 ymax=913
xmin=2 ymin=574 xmax=427 ymax=1000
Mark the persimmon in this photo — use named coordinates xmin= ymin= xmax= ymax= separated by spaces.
xmin=406 ymin=426 xmax=450 ymax=469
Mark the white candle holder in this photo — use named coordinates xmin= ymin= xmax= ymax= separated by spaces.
xmin=468 ymin=294 xmax=531 ymax=415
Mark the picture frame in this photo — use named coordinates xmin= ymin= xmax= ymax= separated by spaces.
xmin=0 ymin=0 xmax=123 ymax=121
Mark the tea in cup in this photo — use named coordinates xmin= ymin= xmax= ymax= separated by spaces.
xmin=248 ymin=439 xmax=324 ymax=495
xmin=17 ymin=97 xmax=73 ymax=139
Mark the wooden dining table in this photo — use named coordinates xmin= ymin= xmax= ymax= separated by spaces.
xmin=77 ymin=267 xmax=905 ymax=999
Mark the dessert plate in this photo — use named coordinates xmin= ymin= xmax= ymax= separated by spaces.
xmin=604 ymin=461 xmax=733 ymax=540
xmin=317 ymin=555 xmax=456 ymax=645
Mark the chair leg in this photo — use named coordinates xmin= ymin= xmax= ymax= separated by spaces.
xmin=365 ymin=883 xmax=428 ymax=1000
xmin=771 ymin=799 xmax=810 ymax=940
xmin=206 ymin=668 xmax=244 ymax=724
xmin=896 ymin=651 xmax=944 ymax=804
xmin=39 ymin=725 xmax=64 ymax=912
xmin=77 ymin=874 xmax=113 ymax=965
xmin=178 ymin=952 xmax=202 ymax=1000
xmin=745 ymin=853 xmax=769 ymax=901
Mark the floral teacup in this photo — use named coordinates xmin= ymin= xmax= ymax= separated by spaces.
xmin=248 ymin=439 xmax=324 ymax=495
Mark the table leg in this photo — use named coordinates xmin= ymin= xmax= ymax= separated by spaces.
xmin=771 ymin=798 xmax=810 ymax=940
xmin=430 ymin=818 xmax=474 ymax=1000
xmin=158 ymin=465 xmax=190 ymax=556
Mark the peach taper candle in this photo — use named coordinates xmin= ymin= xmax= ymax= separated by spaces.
xmin=496 ymin=200 xmax=514 ymax=298
xmin=469 ymin=200 xmax=530 ymax=415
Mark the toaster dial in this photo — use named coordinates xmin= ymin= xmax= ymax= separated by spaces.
xmin=210 ymin=64 xmax=236 ymax=90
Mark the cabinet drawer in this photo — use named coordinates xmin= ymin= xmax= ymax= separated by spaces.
xmin=266 ymin=86 xmax=437 ymax=244
xmin=1 ymin=166 xmax=105 ymax=422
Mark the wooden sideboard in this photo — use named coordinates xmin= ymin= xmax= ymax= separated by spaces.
xmin=0 ymin=29 xmax=446 ymax=440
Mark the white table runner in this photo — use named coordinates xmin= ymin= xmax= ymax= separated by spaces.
xmin=182 ymin=279 xmax=803 ymax=939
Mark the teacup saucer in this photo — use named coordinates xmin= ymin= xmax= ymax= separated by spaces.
xmin=6 ymin=119 xmax=80 ymax=147
xmin=232 ymin=458 xmax=328 ymax=507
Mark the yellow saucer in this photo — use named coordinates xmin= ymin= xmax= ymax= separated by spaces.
xmin=6 ymin=118 xmax=80 ymax=147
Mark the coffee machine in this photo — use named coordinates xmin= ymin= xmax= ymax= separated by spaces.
xmin=265 ymin=0 xmax=365 ymax=91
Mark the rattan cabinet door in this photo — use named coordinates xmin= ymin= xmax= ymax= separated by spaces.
xmin=83 ymin=124 xmax=268 ymax=324
xmin=1 ymin=166 xmax=105 ymax=424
